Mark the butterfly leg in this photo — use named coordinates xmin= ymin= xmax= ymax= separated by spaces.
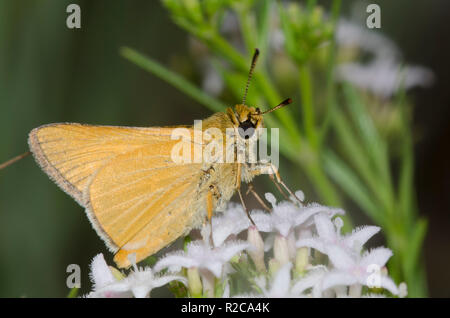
xmin=250 ymin=163 xmax=303 ymax=205
xmin=246 ymin=183 xmax=271 ymax=212
xmin=236 ymin=162 xmax=256 ymax=225
xmin=207 ymin=185 xmax=215 ymax=246
xmin=248 ymin=163 xmax=290 ymax=201
xmin=0 ymin=151 xmax=31 ymax=170
xmin=268 ymin=174 xmax=291 ymax=201
xmin=268 ymin=164 xmax=303 ymax=204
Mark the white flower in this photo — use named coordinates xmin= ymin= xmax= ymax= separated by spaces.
xmin=154 ymin=240 xmax=249 ymax=278
xmin=247 ymin=226 xmax=266 ymax=272
xmin=291 ymin=265 xmax=328 ymax=297
xmin=254 ymin=194 xmax=344 ymax=237
xmin=399 ymin=282 xmax=408 ymax=298
xmin=322 ymin=245 xmax=399 ymax=295
xmin=89 ymin=254 xmax=116 ymax=291
xmin=208 ymin=203 xmax=252 ymax=247
xmin=236 ymin=263 xmax=298 ymax=298
xmin=336 ymin=19 xmax=399 ymax=60
xmin=85 ymin=254 xmax=130 ymax=298
xmin=273 ymin=234 xmax=291 ymax=265
xmin=297 ymin=214 xmax=380 ymax=254
xmin=82 ymin=194 xmax=406 ymax=298
xmin=257 ymin=195 xmax=344 ymax=261
xmin=363 ymin=293 xmax=387 ymax=298
xmin=101 ymin=266 xmax=186 ymax=298
xmin=86 ymin=254 xmax=186 ymax=298
xmin=336 ymin=59 xmax=434 ymax=99
xmin=265 ymin=263 xmax=294 ymax=297
xmin=335 ymin=19 xmax=434 ymax=98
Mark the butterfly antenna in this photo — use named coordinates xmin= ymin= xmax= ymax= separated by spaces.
xmin=242 ymin=48 xmax=260 ymax=105
xmin=0 ymin=151 xmax=31 ymax=171
xmin=260 ymin=98 xmax=293 ymax=115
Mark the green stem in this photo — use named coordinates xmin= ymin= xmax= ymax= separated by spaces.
xmin=299 ymin=64 xmax=318 ymax=149
xmin=120 ymin=47 xmax=227 ymax=112
xmin=319 ymin=0 xmax=341 ymax=142
xmin=236 ymin=8 xmax=257 ymax=54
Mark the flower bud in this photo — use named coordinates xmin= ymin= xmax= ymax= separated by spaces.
xmin=274 ymin=235 xmax=290 ymax=265
xmin=295 ymin=247 xmax=309 ymax=276
xmin=247 ymin=226 xmax=266 ymax=272
xmin=399 ymin=282 xmax=408 ymax=298
xmin=349 ymin=283 xmax=362 ymax=298
xmin=108 ymin=266 xmax=125 ymax=281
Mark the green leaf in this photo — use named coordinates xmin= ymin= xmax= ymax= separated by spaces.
xmin=235 ymin=7 xmax=258 ymax=54
xmin=403 ymin=218 xmax=427 ymax=282
xmin=182 ymin=0 xmax=204 ymax=25
xmin=216 ymin=62 xmax=260 ymax=107
xmin=323 ymin=150 xmax=383 ymax=226
xmin=332 ymin=109 xmax=389 ymax=212
xmin=396 ymin=90 xmax=417 ymax=222
xmin=398 ymin=135 xmax=414 ymax=221
xmin=143 ymin=255 xmax=158 ymax=267
xmin=257 ymin=0 xmax=272 ymax=63
xmin=306 ymin=0 xmax=317 ymax=11
xmin=120 ymin=47 xmax=227 ymax=113
xmin=67 ymin=287 xmax=79 ymax=298
xmin=342 ymin=84 xmax=393 ymax=200
xmin=319 ymin=0 xmax=341 ymax=143
xmin=277 ymin=1 xmax=300 ymax=62
xmin=299 ymin=64 xmax=318 ymax=149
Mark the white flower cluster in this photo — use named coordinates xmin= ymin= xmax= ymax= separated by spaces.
xmin=335 ymin=19 xmax=434 ymax=99
xmin=85 ymin=191 xmax=407 ymax=298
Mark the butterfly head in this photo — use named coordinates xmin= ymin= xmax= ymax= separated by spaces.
xmin=232 ymin=98 xmax=292 ymax=139
xmin=235 ymin=103 xmax=263 ymax=130
xmin=233 ymin=48 xmax=292 ymax=139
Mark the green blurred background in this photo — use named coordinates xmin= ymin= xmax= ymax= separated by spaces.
xmin=0 ymin=0 xmax=449 ymax=297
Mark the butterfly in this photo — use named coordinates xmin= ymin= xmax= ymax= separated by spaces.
xmin=27 ymin=49 xmax=295 ymax=268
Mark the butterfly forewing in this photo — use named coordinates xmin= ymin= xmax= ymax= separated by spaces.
xmin=29 ymin=123 xmax=207 ymax=266
xmin=29 ymin=124 xmax=180 ymax=205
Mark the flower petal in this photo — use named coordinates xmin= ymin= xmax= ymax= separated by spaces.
xmin=291 ymin=267 xmax=327 ymax=296
xmin=154 ymin=253 xmax=199 ymax=273
xmin=89 ymin=254 xmax=116 ymax=290
xmin=325 ymin=245 xmax=356 ymax=270
xmin=344 ymin=226 xmax=380 ymax=251
xmin=360 ymin=247 xmax=393 ymax=268
xmin=211 ymin=205 xmax=251 ymax=246
xmin=322 ymin=270 xmax=358 ymax=291
xmin=314 ymin=214 xmax=337 ymax=242
xmin=219 ymin=241 xmax=249 ymax=262
xmin=153 ymin=275 xmax=188 ymax=289
xmin=269 ymin=263 xmax=292 ymax=297
xmin=296 ymin=237 xmax=326 ymax=254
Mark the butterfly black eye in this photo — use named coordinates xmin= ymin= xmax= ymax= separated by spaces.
xmin=238 ymin=119 xmax=256 ymax=139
